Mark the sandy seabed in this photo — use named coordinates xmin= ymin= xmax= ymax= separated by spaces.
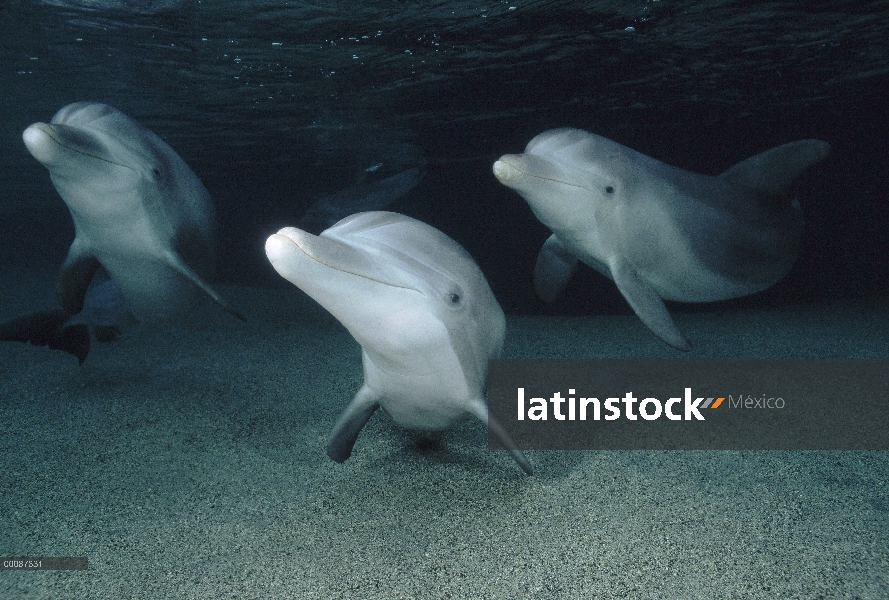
xmin=1 ymin=275 xmax=887 ymax=599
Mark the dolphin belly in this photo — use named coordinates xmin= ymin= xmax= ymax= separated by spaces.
xmin=98 ymin=254 xmax=201 ymax=322
xmin=362 ymin=350 xmax=474 ymax=430
xmin=382 ymin=393 xmax=472 ymax=430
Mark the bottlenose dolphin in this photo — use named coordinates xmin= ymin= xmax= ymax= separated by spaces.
xmin=493 ymin=128 xmax=830 ymax=350
xmin=22 ymin=102 xmax=243 ymax=327
xmin=265 ymin=211 xmax=532 ymax=474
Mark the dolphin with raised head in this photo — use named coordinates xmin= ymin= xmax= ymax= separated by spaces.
xmin=265 ymin=211 xmax=532 ymax=474
xmin=493 ymin=128 xmax=830 ymax=350
xmin=21 ymin=101 xmax=243 ymax=329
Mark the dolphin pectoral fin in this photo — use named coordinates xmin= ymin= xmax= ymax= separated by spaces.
xmin=467 ymin=399 xmax=533 ymax=475
xmin=0 ymin=310 xmax=90 ymax=364
xmin=533 ymin=235 xmax=579 ymax=304
xmin=326 ymin=385 xmax=381 ymax=463
xmin=610 ymin=259 xmax=691 ymax=351
xmin=56 ymin=240 xmax=101 ymax=315
xmin=162 ymin=251 xmax=246 ymax=321
xmin=719 ymin=139 xmax=831 ymax=196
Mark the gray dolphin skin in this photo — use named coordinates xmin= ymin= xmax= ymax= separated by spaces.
xmin=22 ymin=102 xmax=243 ymax=324
xmin=493 ymin=127 xmax=831 ymax=350
xmin=265 ymin=211 xmax=532 ymax=474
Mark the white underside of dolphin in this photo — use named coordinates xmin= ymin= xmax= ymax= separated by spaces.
xmin=266 ymin=211 xmax=532 ymax=475
xmin=23 ymin=102 xmax=243 ymax=326
xmin=494 ymin=127 xmax=830 ymax=350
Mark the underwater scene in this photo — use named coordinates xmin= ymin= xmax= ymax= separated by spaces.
xmin=1 ymin=0 xmax=888 ymax=597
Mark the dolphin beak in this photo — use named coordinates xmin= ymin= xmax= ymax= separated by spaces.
xmin=492 ymin=155 xmax=523 ymax=184
xmin=266 ymin=226 xmax=399 ymax=289
xmin=23 ymin=121 xmax=118 ymax=170
xmin=265 ymin=227 xmax=307 ymax=260
xmin=22 ymin=123 xmax=57 ymax=164
xmin=267 ymin=227 xmax=369 ymax=274
xmin=494 ymin=153 xmax=585 ymax=194
xmin=265 ymin=227 xmax=322 ymax=283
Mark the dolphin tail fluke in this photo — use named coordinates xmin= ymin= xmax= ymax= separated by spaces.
xmin=467 ymin=398 xmax=533 ymax=475
xmin=326 ymin=385 xmax=381 ymax=463
xmin=610 ymin=258 xmax=691 ymax=351
xmin=163 ymin=251 xmax=246 ymax=321
xmin=719 ymin=139 xmax=831 ymax=196
xmin=0 ymin=310 xmax=90 ymax=364
xmin=533 ymin=234 xmax=579 ymax=304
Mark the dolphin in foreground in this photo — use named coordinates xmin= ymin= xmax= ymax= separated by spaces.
xmin=17 ymin=102 xmax=242 ymax=358
xmin=493 ymin=128 xmax=831 ymax=350
xmin=265 ymin=211 xmax=532 ymax=474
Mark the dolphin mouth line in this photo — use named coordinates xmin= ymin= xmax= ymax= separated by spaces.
xmin=289 ymin=234 xmax=422 ymax=295
xmin=39 ymin=124 xmax=135 ymax=173
xmin=497 ymin=158 xmax=588 ymax=191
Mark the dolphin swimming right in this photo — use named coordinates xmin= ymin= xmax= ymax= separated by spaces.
xmin=494 ymin=128 xmax=830 ymax=350
xmin=266 ymin=211 xmax=532 ymax=475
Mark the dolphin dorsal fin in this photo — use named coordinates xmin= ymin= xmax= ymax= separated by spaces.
xmin=719 ymin=139 xmax=830 ymax=196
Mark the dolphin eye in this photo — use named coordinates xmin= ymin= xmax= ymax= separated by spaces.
xmin=605 ymin=185 xmax=615 ymax=194
xmin=153 ymin=168 xmax=161 ymax=177
xmin=445 ymin=285 xmax=464 ymax=307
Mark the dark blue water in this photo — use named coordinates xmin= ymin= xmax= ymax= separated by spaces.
xmin=2 ymin=0 xmax=888 ymax=313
